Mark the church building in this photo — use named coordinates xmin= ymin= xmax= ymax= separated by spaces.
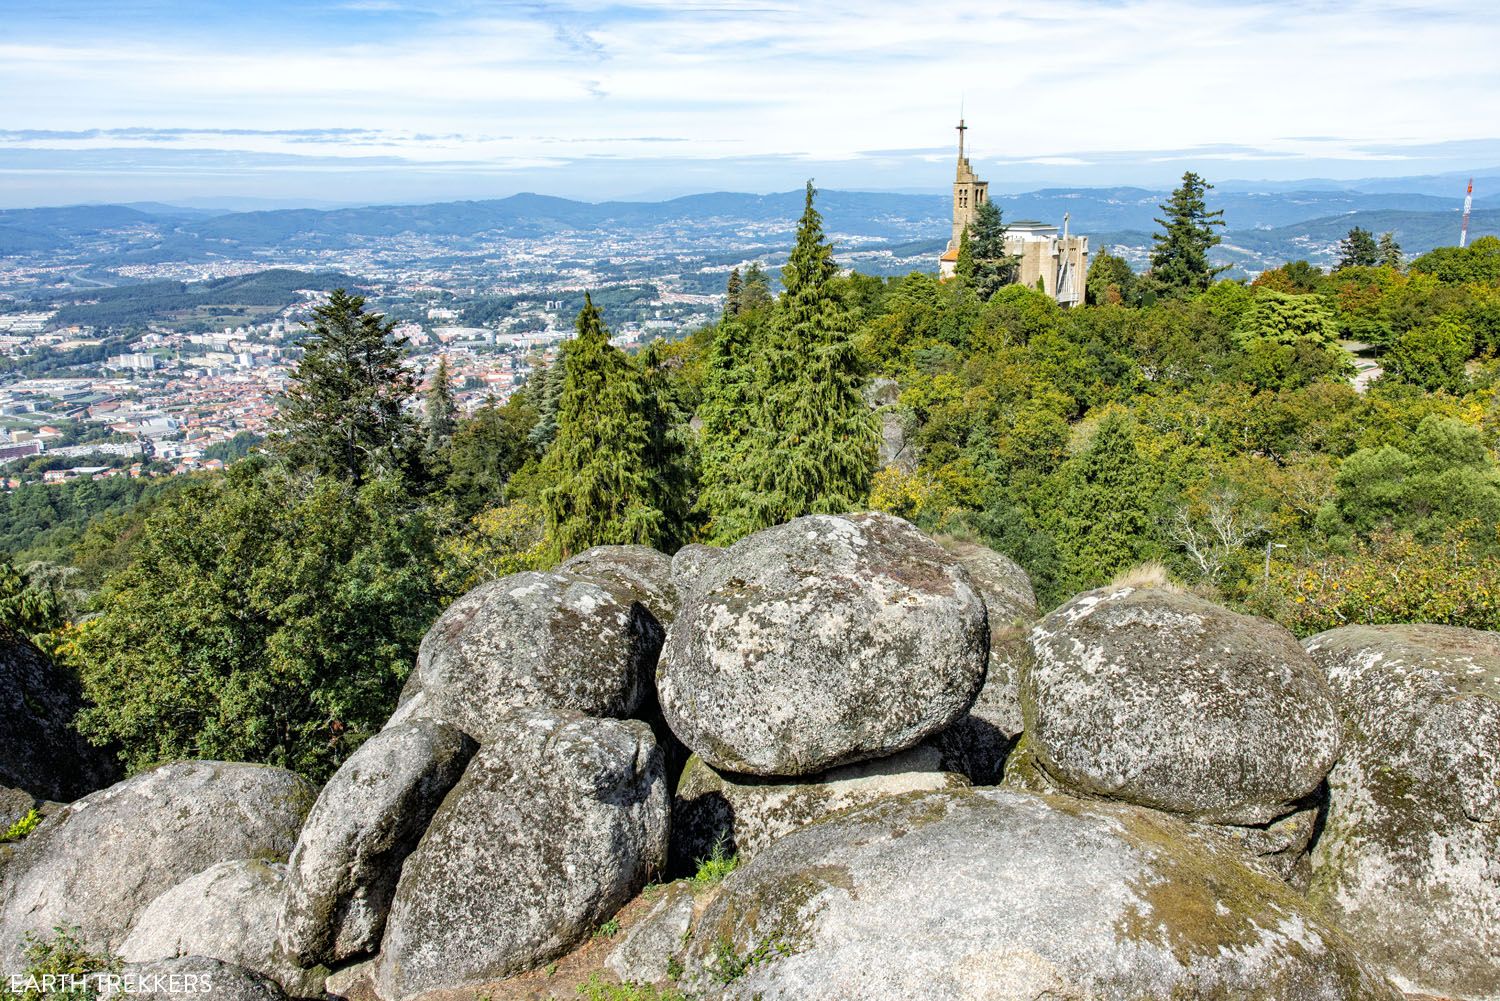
xmin=938 ymin=120 xmax=1089 ymax=308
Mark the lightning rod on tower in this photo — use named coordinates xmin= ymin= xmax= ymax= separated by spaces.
xmin=1461 ymin=177 xmax=1473 ymax=248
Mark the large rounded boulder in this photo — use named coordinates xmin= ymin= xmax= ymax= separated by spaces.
xmin=673 ymin=744 xmax=969 ymax=866
xmin=116 ymin=957 xmax=289 ymax=1001
xmin=119 ymin=860 xmax=322 ymax=998
xmin=0 ymin=761 xmax=314 ymax=968
xmin=1023 ymin=583 xmax=1339 ymax=824
xmin=559 ymin=544 xmax=678 ymax=625
xmin=0 ymin=626 xmax=118 ymax=824
xmin=277 ymin=719 xmax=476 ymax=967
xmin=390 ymin=570 xmax=664 ymax=741
xmin=1305 ymin=624 xmax=1500 ymax=1000
xmin=658 ymin=513 xmax=988 ymax=776
xmin=373 ymin=709 xmax=669 ymax=1001
xmin=684 ymin=788 xmax=1400 ymax=1000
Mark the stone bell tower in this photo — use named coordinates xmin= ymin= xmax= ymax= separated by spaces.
xmin=949 ymin=119 xmax=988 ymax=251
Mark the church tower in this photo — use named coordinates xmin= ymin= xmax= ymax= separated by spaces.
xmin=949 ymin=119 xmax=988 ymax=251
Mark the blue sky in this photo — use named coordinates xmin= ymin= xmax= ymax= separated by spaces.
xmin=3 ymin=0 xmax=1498 ymax=206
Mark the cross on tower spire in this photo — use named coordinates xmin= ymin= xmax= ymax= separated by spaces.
xmin=957 ymin=118 xmax=967 ymax=163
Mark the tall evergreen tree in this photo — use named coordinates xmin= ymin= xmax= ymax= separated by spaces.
xmin=1378 ymin=231 xmax=1404 ymax=270
xmin=696 ymin=310 xmax=764 ymax=542
xmin=966 ymin=200 xmax=1020 ymax=300
xmin=638 ymin=338 xmax=697 ymax=549
xmin=273 ymin=289 xmax=416 ymax=485
xmin=424 ymin=355 xmax=457 ymax=454
xmin=1051 ymin=411 xmax=1157 ymax=594
xmin=1149 ymin=172 xmax=1228 ymax=295
xmin=740 ymin=262 xmax=773 ymax=312
xmin=1337 ymin=227 xmax=1380 ymax=269
xmin=725 ymin=267 xmax=743 ymax=317
xmin=746 ymin=182 xmax=878 ymax=529
xmin=525 ymin=354 xmax=564 ymax=455
xmin=540 ymin=296 xmax=664 ymax=556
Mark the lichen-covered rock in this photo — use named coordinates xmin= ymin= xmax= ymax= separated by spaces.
xmin=117 ymin=957 xmax=289 ymax=1001
xmin=684 ymin=788 xmax=1401 ymax=1000
xmin=668 ymin=543 xmax=724 ymax=596
xmin=659 ymin=513 xmax=988 ymax=776
xmin=119 ymin=860 xmax=323 ymax=998
xmin=373 ymin=709 xmax=669 ymax=1001
xmin=0 ymin=761 xmax=314 ymax=969
xmin=1024 ymin=584 xmax=1339 ymax=824
xmin=931 ymin=538 xmax=1039 ymax=784
xmin=604 ymin=881 xmax=697 ymax=985
xmin=1305 ymin=624 xmax=1500 ymax=1000
xmin=560 ymin=544 xmax=678 ymax=624
xmin=277 ymin=720 xmax=476 ymax=967
xmin=0 ymin=625 xmax=118 ymax=823
xmin=391 ymin=570 xmax=664 ymax=741
xmin=672 ymin=744 xmax=970 ymax=866
xmin=877 ymin=411 xmax=917 ymax=473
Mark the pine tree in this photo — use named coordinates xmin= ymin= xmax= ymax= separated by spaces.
xmin=638 ymin=338 xmax=697 ymax=549
xmin=424 ymin=355 xmax=457 ymax=455
xmin=540 ymin=295 xmax=664 ymax=557
xmin=954 ymin=229 xmax=975 ymax=288
xmin=273 ymin=288 xmax=416 ymax=485
xmin=525 ymin=355 xmax=564 ymax=455
xmin=746 ymin=182 xmax=878 ymax=529
xmin=967 ymin=201 xmax=1019 ymax=300
xmin=1051 ymin=411 xmax=1157 ymax=594
xmin=725 ymin=267 xmax=743 ymax=317
xmin=1337 ymin=227 xmax=1379 ymax=269
xmin=1149 ymin=172 xmax=1228 ymax=295
xmin=1378 ymin=231 xmax=1404 ymax=270
xmin=740 ymin=263 xmax=773 ymax=312
xmin=696 ymin=310 xmax=764 ymax=542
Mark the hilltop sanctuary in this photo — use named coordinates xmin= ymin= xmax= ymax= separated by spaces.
xmin=938 ymin=121 xmax=1089 ymax=307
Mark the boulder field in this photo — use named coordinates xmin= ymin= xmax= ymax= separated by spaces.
xmin=0 ymin=511 xmax=1494 ymax=1001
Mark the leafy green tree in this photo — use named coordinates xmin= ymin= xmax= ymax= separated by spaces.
xmin=1378 ymin=231 xmax=1404 ymax=270
xmin=423 ymin=355 xmax=457 ymax=455
xmin=746 ymin=182 xmax=879 ymax=530
xmin=1336 ymin=227 xmax=1380 ymax=269
xmin=1149 ymin=172 xmax=1228 ymax=295
xmin=0 ymin=562 xmax=66 ymax=648
xmin=954 ymin=229 xmax=975 ymax=288
xmin=440 ymin=393 xmax=539 ymax=519
xmin=1086 ymin=250 xmax=1136 ymax=306
xmin=540 ymin=296 xmax=665 ymax=556
xmin=1386 ymin=316 xmax=1473 ymax=393
xmin=1411 ymin=235 xmax=1500 ymax=284
xmin=273 ymin=289 xmax=417 ymax=485
xmin=73 ymin=458 xmax=444 ymax=780
xmin=1048 ymin=411 xmax=1158 ymax=596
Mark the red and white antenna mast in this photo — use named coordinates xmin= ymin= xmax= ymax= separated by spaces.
xmin=1461 ymin=177 xmax=1473 ymax=248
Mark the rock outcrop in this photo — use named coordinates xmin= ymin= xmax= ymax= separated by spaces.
xmin=1306 ymin=624 xmax=1500 ymax=1001
xmin=119 ymin=859 xmax=323 ymax=998
xmin=0 ymin=761 xmax=314 ymax=968
xmin=391 ymin=570 xmax=664 ymax=740
xmin=277 ymin=720 xmax=476 ymax=967
xmin=672 ymin=744 xmax=969 ymax=865
xmin=668 ymin=543 xmax=724 ymax=596
xmin=604 ymin=881 xmax=697 ymax=985
xmin=0 ymin=626 xmax=118 ymax=825
xmin=559 ymin=544 xmax=678 ymax=625
xmin=373 ymin=709 xmax=668 ymax=1001
xmin=685 ymin=788 xmax=1401 ymax=1000
xmin=117 ymin=957 xmax=289 ymax=1001
xmin=658 ymin=513 xmax=988 ymax=776
xmin=1023 ymin=584 xmax=1340 ymax=824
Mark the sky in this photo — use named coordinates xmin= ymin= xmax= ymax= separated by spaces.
xmin=3 ymin=0 xmax=1499 ymax=207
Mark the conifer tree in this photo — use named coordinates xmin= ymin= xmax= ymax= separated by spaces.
xmin=954 ymin=229 xmax=975 ymax=288
xmin=1337 ymin=227 xmax=1380 ymax=269
xmin=745 ymin=182 xmax=878 ymax=529
xmin=424 ymin=355 xmax=457 ymax=454
xmin=274 ymin=288 xmax=416 ymax=485
xmin=540 ymin=296 xmax=664 ymax=556
xmin=1051 ymin=411 xmax=1157 ymax=594
xmin=725 ymin=267 xmax=743 ymax=317
xmin=1149 ymin=172 xmax=1228 ymax=295
xmin=740 ymin=262 xmax=773 ymax=312
xmin=638 ymin=338 xmax=697 ymax=549
xmin=525 ymin=355 xmax=564 ymax=455
xmin=966 ymin=201 xmax=1019 ymax=300
xmin=1378 ymin=231 xmax=1404 ymax=270
xmin=696 ymin=310 xmax=763 ymax=542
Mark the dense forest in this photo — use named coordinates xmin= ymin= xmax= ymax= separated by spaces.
xmin=5 ymin=173 xmax=1500 ymax=782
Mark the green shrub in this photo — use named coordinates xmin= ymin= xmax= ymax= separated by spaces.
xmin=568 ymin=973 xmax=687 ymax=1000
xmin=690 ymin=838 xmax=738 ymax=889
xmin=3 ymin=926 xmax=119 ymax=1001
xmin=1 ymin=809 xmax=41 ymax=843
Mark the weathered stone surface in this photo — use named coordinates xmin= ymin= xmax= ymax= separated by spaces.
xmin=120 ymin=860 xmax=323 ymax=998
xmin=659 ymin=513 xmax=988 ymax=776
xmin=1024 ymin=584 xmax=1339 ymax=824
xmin=877 ymin=411 xmax=917 ymax=473
xmin=277 ymin=720 xmax=476 ymax=967
xmin=0 ymin=761 xmax=313 ymax=968
xmin=672 ymin=744 xmax=970 ymax=866
xmin=1305 ymin=624 xmax=1500 ymax=1001
xmin=560 ymin=544 xmax=678 ymax=625
xmin=931 ymin=538 xmax=1038 ymax=784
xmin=685 ymin=788 xmax=1401 ymax=1001
xmin=604 ymin=881 xmax=696 ymax=985
xmin=117 ymin=957 xmax=289 ymax=1001
xmin=391 ymin=570 xmax=664 ymax=741
xmin=668 ymin=543 xmax=724 ymax=597
xmin=373 ymin=709 xmax=669 ymax=1001
xmin=0 ymin=625 xmax=118 ymax=821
